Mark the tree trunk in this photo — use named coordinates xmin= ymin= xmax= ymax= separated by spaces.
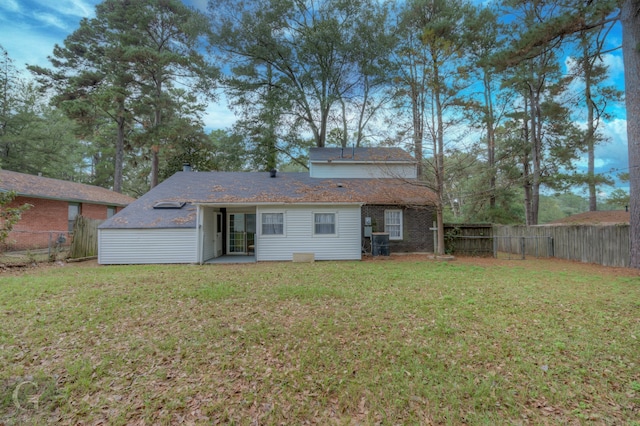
xmin=584 ymin=40 xmax=597 ymax=211
xmin=522 ymin=99 xmax=534 ymax=225
xmin=151 ymin=145 xmax=159 ymax=189
xmin=318 ymin=103 xmax=329 ymax=148
xmin=622 ymin=0 xmax=640 ymax=268
xmin=265 ymin=63 xmax=277 ymax=170
xmin=528 ymin=77 xmax=542 ymax=225
xmin=483 ymin=70 xmax=496 ymax=210
xmin=586 ymin=73 xmax=596 ymax=211
xmin=435 ymin=64 xmax=445 ymax=256
xmin=113 ymin=106 xmax=125 ymax=194
xmin=523 ymin=156 xmax=533 ymax=226
xmin=355 ymin=74 xmax=370 ymax=148
xmin=340 ymin=98 xmax=348 ymax=148
xmin=412 ymin=84 xmax=424 ymax=180
xmin=150 ymin=79 xmax=162 ymax=189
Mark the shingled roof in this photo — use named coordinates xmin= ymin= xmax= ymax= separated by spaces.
xmin=0 ymin=170 xmax=135 ymax=206
xmin=309 ymin=147 xmax=415 ymax=163
xmin=100 ymin=171 xmax=436 ymax=229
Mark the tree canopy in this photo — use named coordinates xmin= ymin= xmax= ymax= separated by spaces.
xmin=4 ymin=0 xmax=634 ymax=261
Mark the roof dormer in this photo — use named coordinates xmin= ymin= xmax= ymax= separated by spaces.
xmin=308 ymin=147 xmax=417 ymax=179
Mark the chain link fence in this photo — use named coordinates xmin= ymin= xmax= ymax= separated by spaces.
xmin=1 ymin=230 xmax=72 ymax=262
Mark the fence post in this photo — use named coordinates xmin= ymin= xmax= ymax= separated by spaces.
xmin=433 ymin=221 xmax=437 ymax=254
xmin=520 ymin=236 xmax=525 ymax=260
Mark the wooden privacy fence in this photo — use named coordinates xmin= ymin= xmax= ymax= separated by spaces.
xmin=494 ymin=224 xmax=630 ymax=268
xmin=442 ymin=223 xmax=629 ymax=267
xmin=69 ymin=216 xmax=103 ymax=259
xmin=492 ymin=235 xmax=553 ymax=260
xmin=444 ymin=224 xmax=494 ymax=257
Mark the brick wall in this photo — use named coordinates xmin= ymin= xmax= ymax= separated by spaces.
xmin=4 ymin=196 xmax=116 ymax=251
xmin=82 ymin=203 xmax=109 ymax=220
xmin=361 ymin=205 xmax=435 ymax=253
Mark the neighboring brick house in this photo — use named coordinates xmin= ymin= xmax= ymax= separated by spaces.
xmin=1 ymin=170 xmax=135 ymax=250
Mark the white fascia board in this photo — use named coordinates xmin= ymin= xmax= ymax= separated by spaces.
xmin=309 ymin=160 xmax=413 ymax=164
xmin=9 ymin=193 xmax=128 ymax=206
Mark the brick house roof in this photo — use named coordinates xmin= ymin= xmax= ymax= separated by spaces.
xmin=100 ymin=171 xmax=436 ymax=229
xmin=0 ymin=170 xmax=135 ymax=206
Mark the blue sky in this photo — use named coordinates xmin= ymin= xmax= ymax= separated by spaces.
xmin=0 ymin=0 xmax=629 ymax=194
xmin=0 ymin=0 xmax=235 ymax=129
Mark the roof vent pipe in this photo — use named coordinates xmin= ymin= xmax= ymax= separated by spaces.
xmin=183 ymin=163 xmax=192 ymax=172
xmin=270 ymin=169 xmax=277 ymax=178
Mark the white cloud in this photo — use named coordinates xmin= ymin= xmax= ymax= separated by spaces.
xmin=203 ymin=94 xmax=237 ymax=131
xmin=32 ymin=11 xmax=68 ymax=30
xmin=66 ymin=0 xmax=96 ymax=17
xmin=601 ymin=52 xmax=625 ymax=77
xmin=0 ymin=0 xmax=21 ymax=13
xmin=599 ymin=118 xmax=628 ymax=158
xmin=565 ymin=51 xmax=625 ymax=86
xmin=572 ymin=118 xmax=627 ymax=188
xmin=0 ymin=0 xmax=101 ymax=69
xmin=32 ymin=0 xmax=96 ymax=18
xmin=595 ymin=118 xmax=628 ymax=178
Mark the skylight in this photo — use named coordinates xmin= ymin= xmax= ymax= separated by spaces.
xmin=153 ymin=201 xmax=186 ymax=209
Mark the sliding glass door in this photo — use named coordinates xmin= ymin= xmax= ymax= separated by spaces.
xmin=228 ymin=213 xmax=256 ymax=254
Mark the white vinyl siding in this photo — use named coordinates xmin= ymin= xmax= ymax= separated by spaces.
xmin=310 ymin=162 xmax=417 ymax=179
xmin=98 ymin=228 xmax=197 ymax=264
xmin=384 ymin=210 xmax=403 ymax=240
xmin=201 ymin=208 xmax=217 ymax=261
xmin=256 ymin=205 xmax=361 ymax=261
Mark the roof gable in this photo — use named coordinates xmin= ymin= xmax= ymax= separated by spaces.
xmin=0 ymin=170 xmax=135 ymax=206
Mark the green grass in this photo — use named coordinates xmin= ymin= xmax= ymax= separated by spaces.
xmin=0 ymin=258 xmax=639 ymax=424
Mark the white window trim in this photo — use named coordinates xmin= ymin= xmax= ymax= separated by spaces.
xmin=384 ymin=209 xmax=403 ymax=240
xmin=260 ymin=211 xmax=286 ymax=237
xmin=312 ymin=211 xmax=338 ymax=237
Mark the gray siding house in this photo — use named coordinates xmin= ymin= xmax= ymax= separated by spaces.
xmin=98 ymin=148 xmax=436 ymax=264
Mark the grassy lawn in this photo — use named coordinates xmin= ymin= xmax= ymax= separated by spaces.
xmin=1 ymin=257 xmax=639 ymax=425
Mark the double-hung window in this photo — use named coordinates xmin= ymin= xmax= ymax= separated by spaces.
xmin=262 ymin=212 xmax=284 ymax=235
xmin=314 ymin=213 xmax=336 ymax=235
xmin=384 ymin=209 xmax=402 ymax=240
xmin=68 ymin=203 xmax=81 ymax=232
